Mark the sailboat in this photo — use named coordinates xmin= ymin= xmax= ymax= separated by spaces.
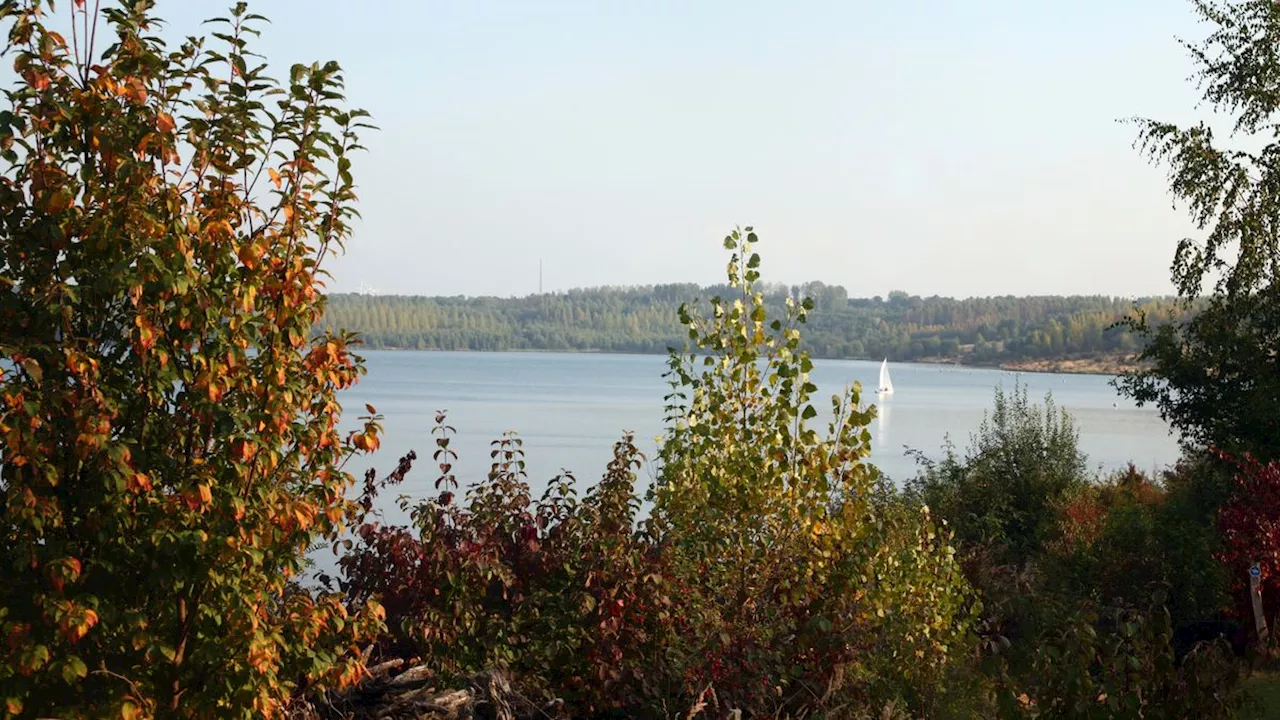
xmin=877 ymin=358 xmax=894 ymax=395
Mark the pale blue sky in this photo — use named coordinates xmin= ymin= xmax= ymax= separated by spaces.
xmin=156 ymin=1 xmax=1203 ymax=298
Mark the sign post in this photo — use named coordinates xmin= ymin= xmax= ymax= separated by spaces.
xmin=1250 ymin=562 xmax=1267 ymax=643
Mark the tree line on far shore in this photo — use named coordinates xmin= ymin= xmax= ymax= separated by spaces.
xmin=320 ymin=286 xmax=1188 ymax=363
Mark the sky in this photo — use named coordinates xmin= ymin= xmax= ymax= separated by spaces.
xmin=149 ymin=1 xmax=1206 ymax=299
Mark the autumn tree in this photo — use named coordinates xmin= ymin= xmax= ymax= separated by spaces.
xmin=0 ymin=1 xmax=382 ymax=717
xmin=1120 ymin=0 xmax=1280 ymax=460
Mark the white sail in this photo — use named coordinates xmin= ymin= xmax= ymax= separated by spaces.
xmin=877 ymin=358 xmax=894 ymax=395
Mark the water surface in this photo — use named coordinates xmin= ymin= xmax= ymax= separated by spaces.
xmin=337 ymin=351 xmax=1179 ymax=527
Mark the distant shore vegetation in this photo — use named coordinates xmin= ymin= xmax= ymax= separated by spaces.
xmin=320 ymin=285 xmax=1187 ymax=373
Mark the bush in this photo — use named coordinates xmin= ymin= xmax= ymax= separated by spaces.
xmin=907 ymin=383 xmax=1087 ymax=570
xmin=1046 ymin=463 xmax=1229 ymax=632
xmin=336 ymin=421 xmax=671 ymax=714
xmin=905 ymin=384 xmax=1087 ymax=655
xmin=1000 ymin=594 xmax=1246 ymax=719
xmin=906 ymin=387 xmax=1246 ymax=717
xmin=0 ymin=2 xmax=382 ymax=716
xmin=1218 ymin=452 xmax=1280 ymax=632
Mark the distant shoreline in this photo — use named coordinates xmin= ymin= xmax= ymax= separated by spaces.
xmin=996 ymin=356 xmax=1140 ymax=376
xmin=351 ymin=345 xmax=1139 ymax=377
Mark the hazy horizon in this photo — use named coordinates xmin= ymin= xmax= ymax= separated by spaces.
xmin=330 ymin=283 xmax=1179 ymax=304
xmin=146 ymin=1 xmax=1206 ymax=299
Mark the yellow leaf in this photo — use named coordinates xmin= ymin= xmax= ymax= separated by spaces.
xmin=237 ymin=243 xmax=258 ymax=269
xmin=198 ymin=484 xmax=212 ymax=506
xmin=268 ymin=167 xmax=282 ymax=189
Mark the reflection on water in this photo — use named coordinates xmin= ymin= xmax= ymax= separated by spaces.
xmin=875 ymin=394 xmax=890 ymax=451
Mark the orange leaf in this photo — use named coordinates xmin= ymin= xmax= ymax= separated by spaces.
xmin=131 ymin=473 xmax=152 ymax=493
xmin=268 ymin=168 xmax=282 ymax=189
xmin=197 ymin=484 xmax=212 ymax=506
xmin=24 ymin=71 xmax=50 ymax=91
xmin=156 ymin=112 xmax=175 ymax=134
xmin=231 ymin=438 xmax=255 ymax=462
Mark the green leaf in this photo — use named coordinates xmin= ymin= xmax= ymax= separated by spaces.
xmin=61 ymin=656 xmax=87 ymax=682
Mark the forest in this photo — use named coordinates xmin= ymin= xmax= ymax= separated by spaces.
xmin=320 ymin=284 xmax=1188 ymax=364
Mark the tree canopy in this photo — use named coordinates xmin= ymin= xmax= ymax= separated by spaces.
xmin=1120 ymin=0 xmax=1280 ymax=459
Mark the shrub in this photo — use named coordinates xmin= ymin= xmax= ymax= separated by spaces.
xmin=649 ymin=227 xmax=975 ymax=716
xmin=336 ymin=418 xmax=671 ymax=714
xmin=1217 ymin=452 xmax=1280 ymax=633
xmin=1000 ymin=594 xmax=1245 ymax=720
xmin=907 ymin=383 xmax=1087 ymax=569
xmin=905 ymin=384 xmax=1088 ymax=656
xmin=0 ymin=2 xmax=381 ymax=716
xmin=1047 ymin=464 xmax=1229 ymax=632
xmin=907 ymin=389 xmax=1244 ymax=715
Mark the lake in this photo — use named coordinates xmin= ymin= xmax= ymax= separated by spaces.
xmin=336 ymin=350 xmax=1180 ymax=527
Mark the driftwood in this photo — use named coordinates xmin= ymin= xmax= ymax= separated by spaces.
xmin=297 ymin=660 xmax=566 ymax=720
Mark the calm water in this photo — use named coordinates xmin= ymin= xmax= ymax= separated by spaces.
xmin=336 ymin=351 xmax=1180 ymax=526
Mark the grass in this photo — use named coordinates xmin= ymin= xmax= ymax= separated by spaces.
xmin=1241 ymin=671 xmax=1280 ymax=719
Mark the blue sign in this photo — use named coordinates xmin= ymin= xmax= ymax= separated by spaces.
xmin=1250 ymin=565 xmax=1262 ymax=578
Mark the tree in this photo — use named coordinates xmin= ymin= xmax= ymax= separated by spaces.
xmin=1119 ymin=0 xmax=1280 ymax=460
xmin=1217 ymin=453 xmax=1280 ymax=631
xmin=0 ymin=2 xmax=381 ymax=716
xmin=651 ymin=228 xmax=974 ymax=715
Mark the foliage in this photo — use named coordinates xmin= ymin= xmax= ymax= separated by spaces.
xmin=649 ymin=227 xmax=975 ymax=716
xmin=1000 ymin=594 xmax=1246 ymax=719
xmin=1119 ymin=0 xmax=1280 ymax=460
xmin=1217 ymin=453 xmax=1280 ymax=628
xmin=0 ymin=2 xmax=382 ymax=717
xmin=335 ymin=420 xmax=672 ymax=714
xmin=907 ymin=390 xmax=1245 ymax=717
xmin=1045 ymin=463 xmax=1230 ymax=631
xmin=320 ymin=285 xmax=1187 ymax=364
xmin=1121 ymin=293 xmax=1280 ymax=459
xmin=906 ymin=383 xmax=1087 ymax=570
